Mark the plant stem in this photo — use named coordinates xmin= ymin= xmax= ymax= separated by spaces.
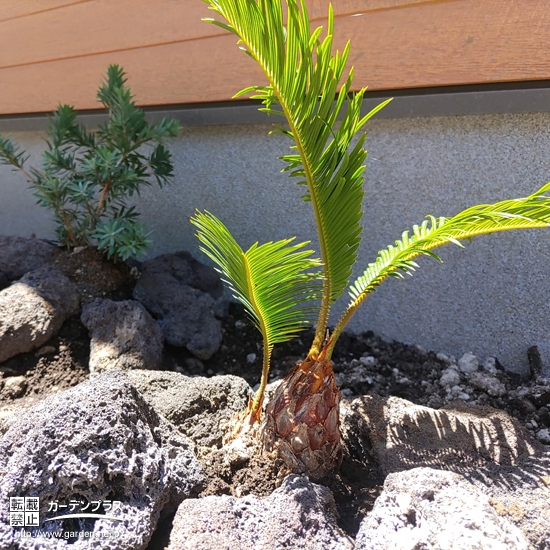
xmin=325 ymin=299 xmax=362 ymax=360
xmin=250 ymin=343 xmax=272 ymax=415
xmin=96 ymin=181 xmax=111 ymax=217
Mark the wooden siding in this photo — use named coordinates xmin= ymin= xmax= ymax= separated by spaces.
xmin=1 ymin=0 xmax=550 ymax=115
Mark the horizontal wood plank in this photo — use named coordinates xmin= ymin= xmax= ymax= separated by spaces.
xmin=1 ymin=0 xmax=550 ymax=115
xmin=0 ymin=0 xmax=435 ymax=70
xmin=0 ymin=0 xmax=86 ymax=23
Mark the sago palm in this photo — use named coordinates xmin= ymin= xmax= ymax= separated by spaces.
xmin=191 ymin=0 xmax=550 ymax=480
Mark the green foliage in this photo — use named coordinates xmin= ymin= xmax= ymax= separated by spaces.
xmin=0 ymin=65 xmax=180 ymax=261
xmin=204 ymin=0 xmax=391 ymax=356
xmin=192 ymin=210 xmax=320 ymax=346
xmin=196 ymin=0 xmax=550 ymax=393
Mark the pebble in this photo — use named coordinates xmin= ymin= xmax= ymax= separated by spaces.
xmin=3 ymin=376 xmax=27 ymax=398
xmin=246 ymin=353 xmax=256 ymax=364
xmin=234 ymin=320 xmax=245 ymax=329
xmin=482 ymin=356 xmax=499 ymax=375
xmin=440 ymin=368 xmax=461 ymax=388
xmin=537 ymin=428 xmax=550 ymax=444
xmin=360 ymin=356 xmax=376 ymax=366
xmin=458 ymin=352 xmax=479 ymax=373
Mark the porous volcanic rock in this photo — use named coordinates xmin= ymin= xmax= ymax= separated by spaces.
xmin=0 ymin=370 xmax=204 ymax=550
xmin=127 ymin=370 xmax=251 ymax=448
xmin=0 ymin=236 xmax=56 ymax=280
xmin=167 ymin=474 xmax=353 ymax=550
xmin=133 ymin=252 xmax=226 ymax=359
xmin=355 ymin=467 xmax=529 ymax=550
xmin=0 ymin=267 xmax=80 ymax=363
xmin=341 ymin=394 xmax=544 ymax=476
xmin=81 ymin=298 xmax=163 ymax=375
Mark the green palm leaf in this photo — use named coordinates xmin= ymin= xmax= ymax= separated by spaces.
xmin=328 ymin=182 xmax=550 ymax=350
xmin=191 ymin=210 xmax=321 ymax=346
xmin=202 ymin=0 xmax=390 ymax=356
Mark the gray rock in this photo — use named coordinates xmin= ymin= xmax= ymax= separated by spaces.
xmin=0 ymin=267 xmax=80 ymax=363
xmin=0 ymin=370 xmax=204 ymax=550
xmin=356 ymin=467 xmax=529 ymax=550
xmin=538 ymin=428 xmax=550 ymax=444
xmin=81 ymin=299 xmax=164 ymax=375
xmin=467 ymin=370 xmax=507 ymax=397
xmin=458 ymin=351 xmax=479 ymax=373
xmin=0 ymin=236 xmax=56 ymax=280
xmin=341 ymin=394 xmax=544 ymax=476
xmin=463 ymin=450 xmax=550 ymax=550
xmin=127 ymin=370 xmax=251 ymax=447
xmin=439 ymin=366 xmax=461 ymax=388
xmin=533 ymin=341 xmax=550 ymax=381
xmin=167 ymin=474 xmax=352 ymax=550
xmin=133 ymin=268 xmax=223 ymax=360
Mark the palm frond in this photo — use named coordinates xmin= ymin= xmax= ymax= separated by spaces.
xmin=328 ymin=182 xmax=550 ymax=348
xmin=191 ymin=210 xmax=321 ymax=346
xmin=202 ymin=0 xmax=390 ymax=355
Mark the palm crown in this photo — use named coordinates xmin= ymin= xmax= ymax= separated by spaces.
xmin=192 ymin=0 xmax=550 ymax=418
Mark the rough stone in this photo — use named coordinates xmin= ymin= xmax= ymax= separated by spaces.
xmin=81 ymin=299 xmax=164 ymax=375
xmin=458 ymin=351 xmax=479 ymax=374
xmin=2 ymin=376 xmax=27 ymax=398
xmin=167 ymin=474 xmax=353 ymax=550
xmin=439 ymin=366 xmax=461 ymax=388
xmin=133 ymin=253 xmax=226 ymax=359
xmin=0 ymin=370 xmax=204 ymax=550
xmin=341 ymin=394 xmax=544 ymax=476
xmin=127 ymin=370 xmax=251 ymax=447
xmin=0 ymin=236 xmax=56 ymax=280
xmin=463 ymin=450 xmax=550 ymax=550
xmin=467 ymin=370 xmax=507 ymax=397
xmin=0 ymin=267 xmax=80 ymax=363
xmin=355 ymin=467 xmax=529 ymax=550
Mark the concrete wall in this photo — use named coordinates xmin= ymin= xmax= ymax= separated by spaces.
xmin=2 ymin=112 xmax=550 ymax=373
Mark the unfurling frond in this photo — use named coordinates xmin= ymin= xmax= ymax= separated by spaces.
xmin=327 ymin=182 xmax=550 ymax=349
xmin=191 ymin=211 xmax=321 ymax=346
xmin=202 ymin=0 xmax=390 ymax=356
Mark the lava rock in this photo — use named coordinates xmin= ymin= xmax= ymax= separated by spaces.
xmin=0 ymin=370 xmax=204 ymax=550
xmin=462 ymin=450 xmax=550 ymax=549
xmin=127 ymin=370 xmax=251 ymax=448
xmin=81 ymin=298 xmax=163 ymax=375
xmin=133 ymin=252 xmax=226 ymax=359
xmin=341 ymin=394 xmax=544 ymax=476
xmin=167 ymin=474 xmax=353 ymax=550
xmin=0 ymin=236 xmax=56 ymax=280
xmin=0 ymin=267 xmax=80 ymax=363
xmin=355 ymin=467 xmax=529 ymax=550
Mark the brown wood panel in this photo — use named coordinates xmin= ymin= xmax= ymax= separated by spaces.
xmin=1 ymin=0 xmax=550 ymax=115
xmin=0 ymin=0 xmax=216 ymax=69
xmin=0 ymin=1 xmax=86 ymax=23
xmin=0 ymin=0 xmax=435 ymax=69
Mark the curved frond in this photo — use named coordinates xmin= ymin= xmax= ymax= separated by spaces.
xmin=202 ymin=0 xmax=390 ymax=355
xmin=328 ymin=182 xmax=550 ymax=350
xmin=191 ymin=210 xmax=321 ymax=346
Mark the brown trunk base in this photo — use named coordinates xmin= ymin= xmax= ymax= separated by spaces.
xmin=261 ymin=355 xmax=342 ymax=481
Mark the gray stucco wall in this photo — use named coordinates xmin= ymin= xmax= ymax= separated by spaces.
xmin=1 ymin=112 xmax=550 ymax=374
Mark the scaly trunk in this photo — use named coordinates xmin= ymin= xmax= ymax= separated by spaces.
xmin=262 ymin=349 xmax=342 ymax=481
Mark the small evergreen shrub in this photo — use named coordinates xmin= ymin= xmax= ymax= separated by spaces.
xmin=0 ymin=65 xmax=180 ymax=261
